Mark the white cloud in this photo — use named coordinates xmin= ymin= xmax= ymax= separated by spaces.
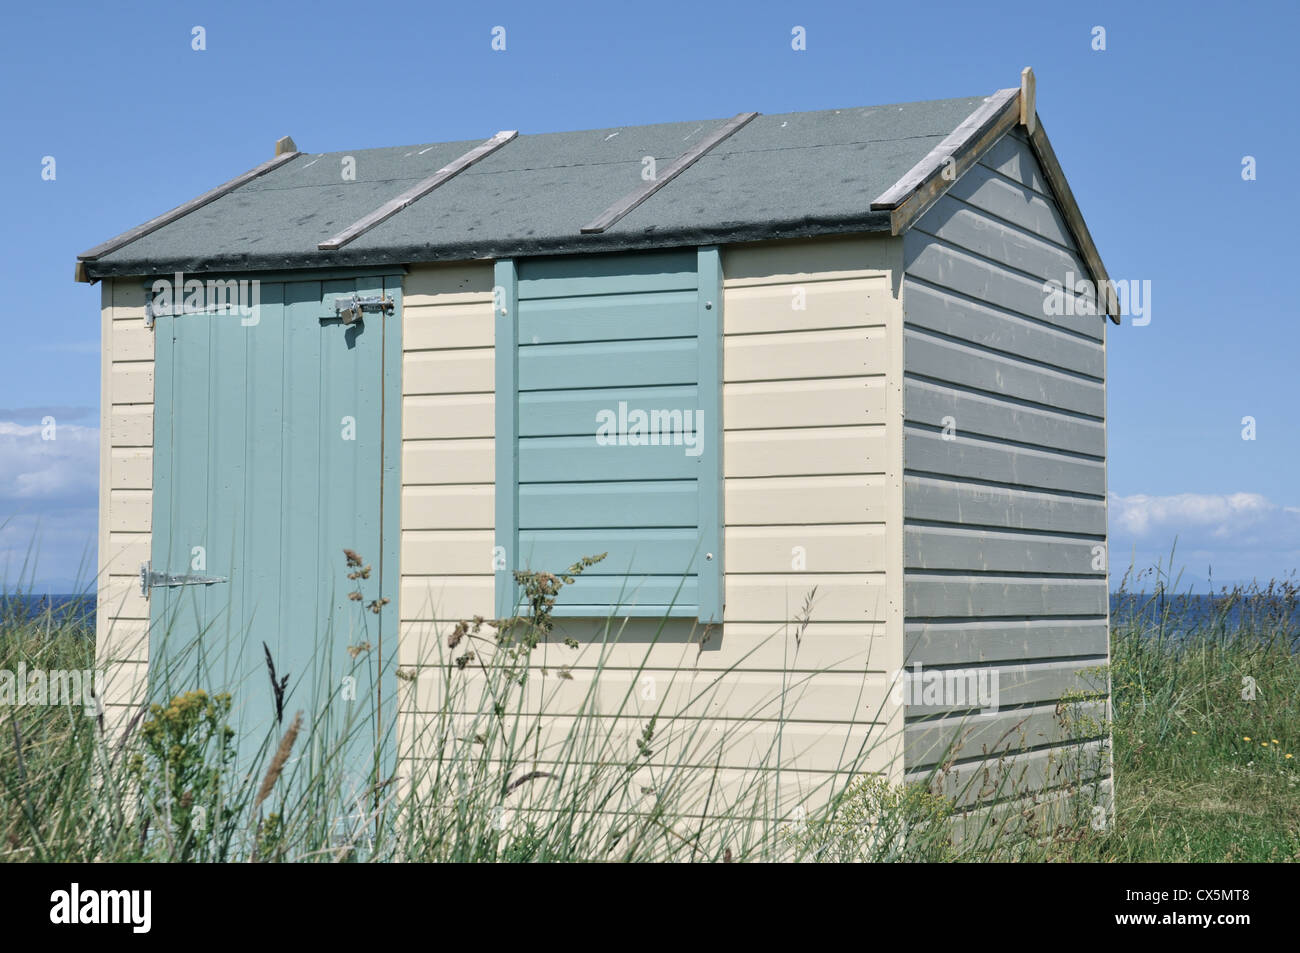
xmin=0 ymin=420 xmax=98 ymax=505
xmin=1109 ymin=491 xmax=1300 ymax=585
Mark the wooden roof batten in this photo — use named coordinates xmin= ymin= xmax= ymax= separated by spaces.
xmin=75 ymin=140 xmax=302 ymax=281
xmin=580 ymin=111 xmax=759 ymax=234
xmin=871 ymin=67 xmax=1119 ymax=323
xmin=318 ymin=130 xmax=518 ymax=251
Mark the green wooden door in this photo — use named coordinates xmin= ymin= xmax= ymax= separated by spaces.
xmin=148 ymin=273 xmax=400 ymax=821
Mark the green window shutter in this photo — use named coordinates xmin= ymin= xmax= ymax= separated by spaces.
xmin=494 ymin=248 xmax=723 ymax=621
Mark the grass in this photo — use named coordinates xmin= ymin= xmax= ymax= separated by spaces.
xmin=0 ymin=555 xmax=1297 ymax=862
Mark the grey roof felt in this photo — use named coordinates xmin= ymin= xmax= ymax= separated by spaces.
xmin=80 ymin=94 xmax=991 ymax=278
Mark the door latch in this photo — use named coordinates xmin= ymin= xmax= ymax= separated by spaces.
xmin=140 ymin=561 xmax=229 ymax=599
xmin=333 ymin=293 xmax=394 ymax=325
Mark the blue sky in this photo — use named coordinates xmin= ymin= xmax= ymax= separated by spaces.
xmin=1 ymin=0 xmax=1297 ymax=591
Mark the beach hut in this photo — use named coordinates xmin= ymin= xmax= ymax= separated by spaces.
xmin=79 ymin=68 xmax=1114 ymax=820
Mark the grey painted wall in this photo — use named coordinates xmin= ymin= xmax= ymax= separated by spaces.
xmin=899 ymin=129 xmax=1110 ymax=808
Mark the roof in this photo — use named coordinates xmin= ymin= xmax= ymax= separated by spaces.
xmin=75 ymin=77 xmax=1117 ymax=321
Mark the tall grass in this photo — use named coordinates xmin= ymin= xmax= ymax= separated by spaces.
xmin=2 ymin=550 xmax=1296 ymax=862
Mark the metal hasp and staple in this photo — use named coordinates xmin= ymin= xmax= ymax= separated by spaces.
xmin=331 ymin=293 xmax=394 ymax=325
xmin=140 ymin=561 xmax=228 ymax=599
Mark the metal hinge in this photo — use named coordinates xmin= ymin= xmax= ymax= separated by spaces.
xmin=333 ymin=293 xmax=394 ymax=325
xmin=140 ymin=561 xmax=229 ymax=599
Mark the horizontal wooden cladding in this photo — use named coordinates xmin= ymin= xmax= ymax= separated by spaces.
xmin=403 ymin=262 xmax=495 ymax=304
xmin=403 ymin=301 xmax=494 ymax=350
xmin=519 ymin=437 xmax=702 ymax=482
xmin=520 ymin=385 xmax=698 ymax=437
xmin=905 ymin=525 xmax=1104 ymax=575
xmin=399 ymin=619 xmax=889 ymax=673
xmin=728 ymin=573 xmax=886 ymax=623
xmin=403 ymin=438 xmax=493 ymax=485
xmin=517 ymin=250 xmax=697 ymax=300
xmin=905 ymin=331 xmax=1103 ymax=417
xmin=104 ymin=489 xmax=151 ymax=532
xmin=725 ymin=426 xmax=886 ymax=477
xmin=904 ymin=238 xmax=1102 ymax=341
xmin=911 ymin=739 xmax=1109 ymax=808
xmin=110 ymin=363 xmax=153 ymax=404
xmin=109 ymin=447 xmax=152 ymax=490
xmin=546 ymin=574 xmax=700 ymax=612
xmin=905 ymin=618 xmax=1109 ymax=666
xmin=905 ymin=698 xmax=1108 ymax=769
xmin=402 ymin=529 xmax=494 ymax=575
xmin=403 ymin=572 xmax=887 ymax=625
xmin=398 ymin=711 xmax=893 ymax=778
xmin=97 ymin=575 xmax=150 ymax=625
xmin=402 ymin=394 xmax=493 ymax=439
xmin=519 ymin=527 xmax=701 ymax=576
xmin=726 ymin=524 xmax=885 ymax=574
xmin=722 ymin=276 xmax=890 ymax=334
xmin=902 ymin=657 xmax=1107 ymax=717
xmin=102 ymin=531 xmax=150 ymax=573
xmin=948 ymin=163 xmax=1073 ymax=251
xmin=904 ymin=574 xmax=1109 ymax=619
xmin=904 ymin=280 xmax=1103 ymax=378
xmin=721 ymin=235 xmax=895 ymax=286
xmin=518 ymin=290 xmax=697 ymax=343
xmin=724 ymin=378 xmax=886 ymax=429
xmin=519 ymin=337 xmax=697 ymax=390
xmin=916 ymin=194 xmax=1089 ymax=286
xmin=905 ymin=428 xmax=1105 ymax=496
xmin=405 ymin=665 xmax=892 ymax=725
xmin=905 ymin=379 xmax=1104 ymax=456
xmin=727 ymin=474 xmax=886 ymax=525
xmin=95 ymin=621 xmax=149 ymax=665
xmin=520 ymin=480 xmax=695 ymax=529
xmin=109 ymin=405 xmax=153 ymax=447
xmin=725 ymin=327 xmax=887 ymax=382
xmin=904 ymin=476 xmax=1106 ymax=535
xmin=401 ymin=575 xmax=493 ymax=621
xmin=110 ymin=325 xmax=154 ymax=362
xmin=96 ymin=659 xmax=149 ymax=709
xmin=403 ymin=484 xmax=493 ymax=530
xmin=976 ymin=134 xmax=1048 ymax=195
xmin=402 ymin=347 xmax=493 ymax=395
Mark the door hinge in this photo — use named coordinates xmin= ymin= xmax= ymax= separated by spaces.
xmin=332 ymin=293 xmax=394 ymax=325
xmin=140 ymin=561 xmax=229 ymax=599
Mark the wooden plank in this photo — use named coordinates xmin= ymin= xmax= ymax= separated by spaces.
xmin=519 ymin=480 xmax=697 ymax=530
xmin=518 ymin=337 xmax=698 ymax=390
xmin=581 ymin=112 xmax=758 ymax=233
xmin=722 ymin=276 xmax=889 ymax=334
xmin=109 ymin=447 xmax=153 ymax=490
xmin=872 ymin=88 xmax=1021 ymax=235
xmin=905 ymin=699 xmax=1107 ymax=769
xmin=904 ymin=379 xmax=1105 ymax=456
xmin=902 ymin=279 xmax=1104 ymax=377
xmin=402 ymin=484 xmax=494 ymax=530
xmin=904 ymin=427 xmax=1105 ymax=496
xmin=947 ymin=162 xmax=1070 ymax=246
xmin=109 ymin=406 xmax=153 ymax=447
xmin=724 ymin=327 xmax=887 ymax=382
xmin=697 ymin=246 xmax=724 ymax=624
xmin=1018 ymin=67 xmax=1036 ymax=134
xmin=903 ymin=475 xmax=1106 ymax=535
xmin=905 ymin=618 xmax=1109 ymax=666
xmin=904 ymin=238 xmax=1104 ymax=340
xmin=519 ymin=385 xmax=698 ymax=437
xmin=727 ymin=474 xmax=886 ymax=526
xmin=402 ymin=347 xmax=493 ymax=395
xmin=914 ymin=194 xmax=1089 ymax=287
xmin=726 ymin=524 xmax=886 ymax=574
xmin=976 ymin=135 xmax=1048 ymax=193
xmin=402 ymin=394 xmax=493 ymax=439
xmin=402 ymin=438 xmax=494 ymax=485
xmin=904 ymin=575 xmax=1109 ymax=619
xmin=905 ymin=331 xmax=1105 ymax=416
xmin=724 ymin=426 xmax=887 ymax=477
xmin=518 ymin=290 xmax=697 ymax=344
xmin=1027 ymin=119 xmax=1119 ymax=322
xmin=110 ymin=363 xmax=153 ymax=404
xmin=905 ymin=525 xmax=1105 ymax=574
xmin=79 ymin=151 xmax=301 ymax=261
xmin=724 ymin=378 xmax=886 ymax=429
xmin=318 ymin=131 xmax=517 ymax=250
